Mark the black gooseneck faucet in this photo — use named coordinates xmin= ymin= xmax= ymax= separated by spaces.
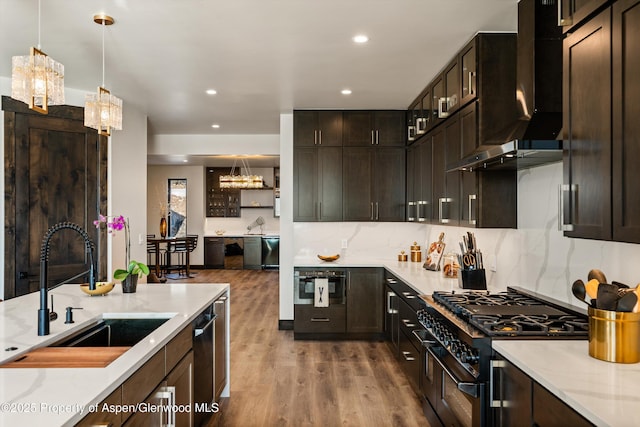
xmin=38 ymin=222 xmax=96 ymax=336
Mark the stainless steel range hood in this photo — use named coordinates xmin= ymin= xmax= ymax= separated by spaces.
xmin=450 ymin=0 xmax=563 ymax=172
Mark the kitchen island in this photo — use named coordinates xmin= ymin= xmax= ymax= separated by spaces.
xmin=0 ymin=282 xmax=229 ymax=426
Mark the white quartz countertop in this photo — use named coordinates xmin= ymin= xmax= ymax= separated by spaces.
xmin=493 ymin=340 xmax=640 ymax=427
xmin=204 ymin=232 xmax=279 ymax=238
xmin=0 ymin=282 xmax=229 ymax=426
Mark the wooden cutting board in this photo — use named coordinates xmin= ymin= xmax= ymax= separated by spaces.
xmin=0 ymin=346 xmax=131 ymax=368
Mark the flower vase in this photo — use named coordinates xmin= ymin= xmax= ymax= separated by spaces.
xmin=122 ymin=275 xmax=138 ymax=293
xmin=160 ymin=217 xmax=167 ymax=238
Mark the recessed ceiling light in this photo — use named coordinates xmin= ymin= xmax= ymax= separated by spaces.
xmin=206 ymin=89 xmax=217 ymax=95
xmin=341 ymin=89 xmax=352 ymax=95
xmin=183 ymin=159 xmax=188 ymax=163
xmin=211 ymin=124 xmax=220 ymax=129
xmin=353 ymin=34 xmax=369 ymax=44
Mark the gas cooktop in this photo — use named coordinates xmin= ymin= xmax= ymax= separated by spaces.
xmin=431 ymin=288 xmax=588 ymax=338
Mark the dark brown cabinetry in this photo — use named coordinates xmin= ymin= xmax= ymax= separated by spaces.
xmin=612 ymin=0 xmax=640 ymax=242
xmin=294 ymin=110 xmax=343 ymax=146
xmin=342 ymin=147 xmax=406 ymax=221
xmin=206 ymin=168 xmax=240 ymax=218
xmin=346 ymin=268 xmax=384 ymax=334
xmin=491 ymin=355 xmax=593 ymax=427
xmin=559 ymin=0 xmax=610 ymax=30
xmin=444 ymin=58 xmax=460 ymax=116
xmin=431 ymin=116 xmax=460 ymax=226
xmin=293 ymin=146 xmax=343 ymax=221
xmin=343 ymin=110 xmax=406 ymax=146
xmin=459 ymin=40 xmax=477 ymax=106
xmin=460 ymin=103 xmax=517 ymax=228
xmin=204 ymin=237 xmax=224 ymax=269
xmin=407 ymin=137 xmax=433 ymax=223
xmin=214 ymin=293 xmax=228 ymax=400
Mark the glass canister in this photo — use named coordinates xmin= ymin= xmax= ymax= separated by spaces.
xmin=410 ymin=242 xmax=422 ymax=262
xmin=442 ymin=253 xmax=459 ymax=279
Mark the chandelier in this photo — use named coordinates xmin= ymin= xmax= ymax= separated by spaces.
xmin=84 ymin=14 xmax=123 ymax=136
xmin=11 ymin=0 xmax=65 ymax=114
xmin=219 ymin=158 xmax=264 ymax=189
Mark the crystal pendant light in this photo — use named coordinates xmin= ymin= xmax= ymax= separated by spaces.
xmin=84 ymin=14 xmax=123 ymax=136
xmin=11 ymin=0 xmax=65 ymax=114
xmin=219 ymin=158 xmax=264 ymax=189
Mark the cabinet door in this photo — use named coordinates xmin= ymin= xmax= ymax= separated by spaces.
xmin=444 ymin=115 xmax=461 ymax=226
xmin=204 ymin=237 xmax=224 ymax=269
xmin=431 ymin=75 xmax=446 ymax=128
xmin=294 ymin=110 xmax=318 ymax=146
xmin=343 ymin=147 xmax=374 ymax=220
xmin=419 ymin=139 xmax=433 ymax=223
xmin=294 ymin=111 xmax=342 ymax=146
xmin=460 ymin=39 xmax=477 ymax=106
xmin=560 ymin=0 xmax=610 ymax=31
xmin=406 ymin=143 xmax=418 ymax=221
xmin=444 ymin=58 xmax=460 ymax=115
xmin=346 ymin=268 xmax=384 ymax=333
xmin=374 ymin=147 xmax=406 ymax=221
xmin=492 ymin=357 xmax=533 ymax=427
xmin=532 ymin=382 xmax=593 ymax=427
xmin=408 ymin=101 xmax=420 ymax=143
xmin=318 ymin=147 xmax=343 ymax=221
xmin=461 ymin=103 xmax=478 ymax=226
xmin=432 ymin=127 xmax=447 ymax=225
xmin=166 ymin=351 xmax=194 ymax=427
xmin=293 ymin=148 xmax=318 ymax=221
xmin=374 ymin=111 xmax=406 ymax=146
xmin=343 ymin=111 xmax=374 ymax=146
xmin=612 ymin=0 xmax=640 ymax=242
xmin=562 ymin=8 xmax=612 ymax=240
xmin=421 ymin=87 xmax=433 ymax=133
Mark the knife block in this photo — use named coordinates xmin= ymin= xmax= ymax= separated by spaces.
xmin=459 ymin=269 xmax=487 ymax=290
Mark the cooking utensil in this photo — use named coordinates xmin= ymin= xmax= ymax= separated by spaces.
xmin=585 ymin=278 xmax=600 ymax=300
xmin=588 ymin=269 xmax=607 ymax=284
xmin=616 ymin=291 xmax=638 ymax=313
xmin=571 ymin=279 xmax=589 ymax=305
xmin=597 ymin=283 xmax=620 ymax=311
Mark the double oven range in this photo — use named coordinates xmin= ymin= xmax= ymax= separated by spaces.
xmin=415 ymin=286 xmax=588 ymax=427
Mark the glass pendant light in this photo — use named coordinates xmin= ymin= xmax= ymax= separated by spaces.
xmin=84 ymin=14 xmax=123 ymax=136
xmin=11 ymin=0 xmax=65 ymax=114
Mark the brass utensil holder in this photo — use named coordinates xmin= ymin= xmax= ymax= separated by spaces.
xmin=588 ymin=306 xmax=640 ymax=363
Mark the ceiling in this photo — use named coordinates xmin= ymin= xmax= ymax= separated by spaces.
xmin=1 ymin=0 xmax=518 ymax=138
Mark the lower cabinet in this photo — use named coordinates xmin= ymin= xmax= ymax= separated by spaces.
xmin=491 ymin=353 xmax=593 ymax=427
xmin=214 ymin=293 xmax=228 ymax=401
xmin=204 ymin=237 xmax=224 ymax=269
xmin=77 ymin=323 xmax=195 ymax=427
xmin=294 ymin=305 xmax=347 ymax=334
xmin=346 ymin=268 xmax=384 ymax=333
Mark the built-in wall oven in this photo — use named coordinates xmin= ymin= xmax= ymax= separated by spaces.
xmin=294 ymin=269 xmax=346 ymax=305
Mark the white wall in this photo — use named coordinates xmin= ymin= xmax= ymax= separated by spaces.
xmin=147 ymin=165 xmax=206 ymax=265
xmin=148 ymin=134 xmax=279 ymax=156
xmin=279 ymin=113 xmax=294 ymax=321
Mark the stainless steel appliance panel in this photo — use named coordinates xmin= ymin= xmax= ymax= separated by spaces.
xmin=261 ymin=236 xmax=280 ymax=269
xmin=193 ymin=305 xmax=215 ymax=427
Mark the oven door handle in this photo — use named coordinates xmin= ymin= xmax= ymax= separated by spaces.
xmin=427 ymin=346 xmax=479 ymax=399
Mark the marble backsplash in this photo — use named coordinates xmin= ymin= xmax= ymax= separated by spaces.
xmin=294 ymin=162 xmax=640 ymax=307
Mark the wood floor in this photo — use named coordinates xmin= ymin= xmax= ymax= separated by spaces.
xmin=170 ymin=269 xmax=429 ymax=427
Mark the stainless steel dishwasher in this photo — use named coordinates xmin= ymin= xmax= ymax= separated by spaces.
xmin=193 ymin=304 xmax=215 ymax=427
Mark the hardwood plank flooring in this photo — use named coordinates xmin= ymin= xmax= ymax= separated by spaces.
xmin=168 ymin=269 xmax=429 ymax=427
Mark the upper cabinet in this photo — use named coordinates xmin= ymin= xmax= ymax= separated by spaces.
xmin=559 ymin=0 xmax=611 ymax=31
xmin=343 ymin=111 xmax=406 ymax=146
xmin=294 ymin=110 xmax=406 ymax=222
xmin=205 ymin=168 xmax=240 ymax=218
xmin=293 ymin=110 xmax=343 ymax=146
xmin=562 ymin=0 xmax=640 ymax=242
xmin=405 ymin=32 xmax=518 ymax=228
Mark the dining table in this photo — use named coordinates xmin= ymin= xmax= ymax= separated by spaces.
xmin=147 ymin=236 xmax=195 ymax=278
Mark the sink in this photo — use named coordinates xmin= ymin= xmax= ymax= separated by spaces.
xmin=51 ymin=317 xmax=172 ymax=348
xmin=0 ymin=314 xmax=174 ymax=368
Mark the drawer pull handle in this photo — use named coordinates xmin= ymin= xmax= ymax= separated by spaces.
xmin=402 ymin=292 xmax=416 ymax=299
xmin=402 ymin=319 xmax=417 ymax=327
xmin=310 ymin=318 xmax=330 ymax=322
xmin=402 ymin=351 xmax=416 ymax=361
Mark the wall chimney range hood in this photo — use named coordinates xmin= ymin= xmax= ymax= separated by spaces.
xmin=450 ymin=0 xmax=563 ymax=172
